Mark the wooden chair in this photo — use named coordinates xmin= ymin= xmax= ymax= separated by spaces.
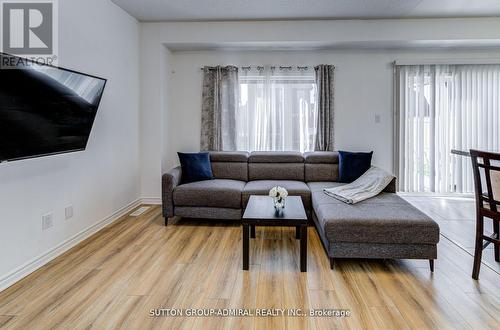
xmin=470 ymin=149 xmax=500 ymax=280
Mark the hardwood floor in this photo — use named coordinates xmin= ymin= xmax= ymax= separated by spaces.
xmin=403 ymin=195 xmax=500 ymax=273
xmin=0 ymin=204 xmax=499 ymax=329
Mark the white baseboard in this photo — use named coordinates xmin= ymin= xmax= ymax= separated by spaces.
xmin=0 ymin=199 xmax=143 ymax=292
xmin=140 ymin=197 xmax=162 ymax=205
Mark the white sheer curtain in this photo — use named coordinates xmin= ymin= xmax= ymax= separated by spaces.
xmin=396 ymin=64 xmax=500 ymax=193
xmin=237 ymin=66 xmax=317 ymax=152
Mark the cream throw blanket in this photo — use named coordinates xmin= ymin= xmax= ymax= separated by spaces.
xmin=324 ymin=167 xmax=395 ymax=204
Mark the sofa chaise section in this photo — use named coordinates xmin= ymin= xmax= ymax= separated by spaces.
xmin=303 ymin=152 xmax=439 ymax=269
xmin=308 ymin=182 xmax=440 ymax=269
xmin=312 ymin=208 xmax=440 ymax=269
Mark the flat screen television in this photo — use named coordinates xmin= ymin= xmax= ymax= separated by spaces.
xmin=0 ymin=53 xmax=106 ymax=162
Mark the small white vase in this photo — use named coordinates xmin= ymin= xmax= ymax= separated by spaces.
xmin=274 ymin=197 xmax=285 ymax=213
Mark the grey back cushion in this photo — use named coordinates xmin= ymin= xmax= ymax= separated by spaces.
xmin=248 ymin=151 xmax=304 ymax=181
xmin=210 ymin=151 xmax=249 ymax=181
xmin=303 ymin=151 xmax=339 ymax=182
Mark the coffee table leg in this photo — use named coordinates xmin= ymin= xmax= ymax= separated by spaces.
xmin=243 ymin=224 xmax=249 ymax=270
xmin=295 ymin=226 xmax=300 ymax=239
xmin=250 ymin=225 xmax=256 ymax=238
xmin=300 ymin=225 xmax=307 ymax=272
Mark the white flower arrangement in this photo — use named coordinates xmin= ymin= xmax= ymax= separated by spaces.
xmin=270 ymin=186 xmax=288 ymax=211
xmin=269 ymin=186 xmax=288 ymax=200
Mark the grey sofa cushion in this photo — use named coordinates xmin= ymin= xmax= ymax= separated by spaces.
xmin=304 ymin=151 xmax=339 ymax=164
xmin=305 ymin=163 xmax=339 ymax=182
xmin=304 ymin=152 xmax=339 ymax=182
xmin=173 ymin=179 xmax=245 ymax=209
xmin=249 ymin=163 xmax=305 ymax=181
xmin=210 ymin=151 xmax=249 ymax=162
xmin=248 ymin=151 xmax=306 ymax=180
xmin=162 ymin=166 xmax=182 ymax=218
xmin=210 ymin=151 xmax=249 ymax=181
xmin=249 ymin=151 xmax=304 ymax=163
xmin=311 ymin=185 xmax=440 ymax=245
xmin=243 ymin=180 xmax=311 ymax=209
xmin=211 ymin=162 xmax=248 ymax=181
xmin=175 ymin=206 xmax=242 ymax=220
xmin=327 ymin=241 xmax=437 ymax=259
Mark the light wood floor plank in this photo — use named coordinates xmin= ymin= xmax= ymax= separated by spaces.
xmin=0 ymin=316 xmax=15 ymax=329
xmin=255 ymin=237 xmax=286 ymax=329
xmin=0 ymin=204 xmax=498 ymax=329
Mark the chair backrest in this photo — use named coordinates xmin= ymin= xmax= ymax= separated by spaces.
xmin=470 ymin=149 xmax=500 ymax=216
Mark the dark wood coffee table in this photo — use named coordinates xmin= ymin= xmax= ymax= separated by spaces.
xmin=242 ymin=195 xmax=308 ymax=272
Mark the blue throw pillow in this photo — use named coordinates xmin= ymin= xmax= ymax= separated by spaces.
xmin=177 ymin=152 xmax=214 ymax=184
xmin=338 ymin=151 xmax=373 ymax=183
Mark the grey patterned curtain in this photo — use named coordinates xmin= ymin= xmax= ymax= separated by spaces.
xmin=200 ymin=66 xmax=239 ymax=151
xmin=314 ymin=65 xmax=335 ymax=151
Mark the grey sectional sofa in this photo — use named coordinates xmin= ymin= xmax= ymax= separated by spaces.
xmin=162 ymin=151 xmax=439 ymax=269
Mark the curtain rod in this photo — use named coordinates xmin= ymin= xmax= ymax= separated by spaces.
xmin=200 ymin=65 xmax=334 ymax=71
xmin=394 ymin=58 xmax=500 ymax=66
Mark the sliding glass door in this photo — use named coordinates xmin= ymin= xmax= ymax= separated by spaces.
xmin=395 ymin=64 xmax=500 ymax=193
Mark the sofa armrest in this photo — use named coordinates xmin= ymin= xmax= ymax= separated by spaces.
xmin=162 ymin=166 xmax=182 ymax=218
xmin=383 ymin=177 xmax=397 ymax=193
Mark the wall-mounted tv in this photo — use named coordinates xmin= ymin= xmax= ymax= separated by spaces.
xmin=0 ymin=53 xmax=107 ymax=162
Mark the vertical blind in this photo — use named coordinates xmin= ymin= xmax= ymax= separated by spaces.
xmin=237 ymin=66 xmax=317 ymax=152
xmin=396 ymin=64 xmax=500 ymax=193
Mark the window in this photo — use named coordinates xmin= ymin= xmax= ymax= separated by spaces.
xmin=236 ymin=66 xmax=317 ymax=152
xmin=396 ymin=64 xmax=500 ymax=193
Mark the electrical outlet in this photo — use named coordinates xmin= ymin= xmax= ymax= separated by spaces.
xmin=65 ymin=205 xmax=74 ymax=220
xmin=42 ymin=213 xmax=54 ymax=231
xmin=374 ymin=114 xmax=381 ymax=123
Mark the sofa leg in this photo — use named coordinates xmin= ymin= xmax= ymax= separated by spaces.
xmin=164 ymin=217 xmax=169 ymax=226
xmin=330 ymin=258 xmax=335 ymax=270
xmin=429 ymin=259 xmax=434 ymax=272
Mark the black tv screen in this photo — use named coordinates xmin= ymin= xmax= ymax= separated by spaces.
xmin=0 ymin=53 xmax=106 ymax=162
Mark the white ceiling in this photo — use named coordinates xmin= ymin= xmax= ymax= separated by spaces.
xmin=111 ymin=0 xmax=500 ymax=22
xmin=164 ymin=40 xmax=500 ymax=52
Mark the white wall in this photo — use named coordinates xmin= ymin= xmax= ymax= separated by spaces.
xmin=139 ymin=37 xmax=173 ymax=199
xmin=140 ymin=19 xmax=500 ymax=197
xmin=140 ymin=18 xmax=500 ymax=198
xmin=0 ymin=0 xmax=140 ymax=287
xmin=166 ymin=49 xmax=500 ymax=172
